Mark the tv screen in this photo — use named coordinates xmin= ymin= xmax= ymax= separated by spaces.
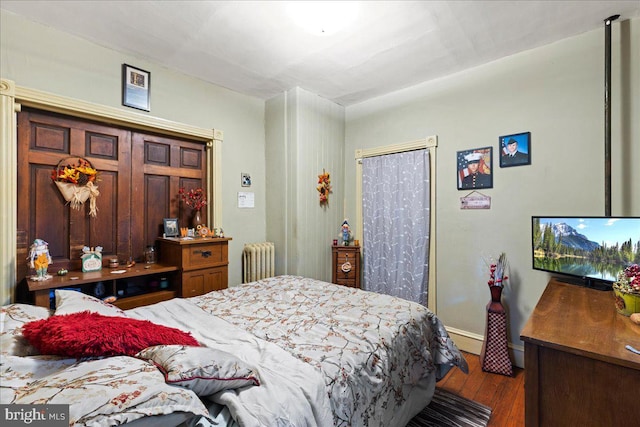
xmin=532 ymin=216 xmax=640 ymax=289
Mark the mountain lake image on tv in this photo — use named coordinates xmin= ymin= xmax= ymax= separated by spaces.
xmin=532 ymin=216 xmax=640 ymax=287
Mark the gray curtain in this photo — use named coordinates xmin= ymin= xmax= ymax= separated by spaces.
xmin=362 ymin=149 xmax=430 ymax=305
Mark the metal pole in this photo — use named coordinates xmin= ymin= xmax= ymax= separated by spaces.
xmin=604 ymin=15 xmax=619 ymax=217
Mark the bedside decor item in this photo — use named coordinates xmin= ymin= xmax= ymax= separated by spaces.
xmin=122 ymin=63 xmax=150 ymax=112
xmin=28 ymin=239 xmax=52 ymax=281
xmin=479 ymin=252 xmax=513 ymax=376
xmin=317 ymin=169 xmax=332 ymax=204
xmin=613 ymin=264 xmax=640 ymax=316
xmin=499 ymin=131 xmax=531 ymax=167
xmin=178 ymin=187 xmax=207 ymax=229
xmin=163 ymin=218 xmax=179 ymax=237
xmin=81 ymin=246 xmax=103 ymax=272
xmin=51 ymin=156 xmax=100 ymax=217
xmin=339 ymin=219 xmax=353 ymax=246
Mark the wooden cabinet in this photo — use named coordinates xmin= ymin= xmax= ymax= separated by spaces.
xmin=520 ymin=279 xmax=640 ymax=426
xmin=331 ymin=245 xmax=361 ymax=288
xmin=26 ymin=263 xmax=179 ymax=309
xmin=158 ymin=237 xmax=231 ymax=297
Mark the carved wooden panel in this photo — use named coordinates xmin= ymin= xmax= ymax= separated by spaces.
xmin=131 ymin=132 xmax=207 ymax=256
xmin=17 ymin=109 xmax=133 ymax=278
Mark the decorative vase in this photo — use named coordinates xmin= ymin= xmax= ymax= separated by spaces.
xmin=191 ymin=209 xmax=204 ymax=229
xmin=479 ymin=285 xmax=513 ymax=376
xmin=613 ymin=286 xmax=640 ymax=316
xmin=488 ymin=285 xmax=505 ymax=313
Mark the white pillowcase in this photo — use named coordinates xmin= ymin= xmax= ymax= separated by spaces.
xmin=55 ymin=289 xmax=127 ymax=317
xmin=136 ymin=345 xmax=260 ymax=396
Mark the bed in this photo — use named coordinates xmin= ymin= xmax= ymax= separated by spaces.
xmin=1 ymin=275 xmax=468 ymax=427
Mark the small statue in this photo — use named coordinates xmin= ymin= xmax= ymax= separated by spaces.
xmin=28 ymin=239 xmax=52 ymax=281
xmin=340 ymin=219 xmax=353 ymax=246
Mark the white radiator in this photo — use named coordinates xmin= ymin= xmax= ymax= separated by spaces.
xmin=243 ymin=242 xmax=275 ymax=283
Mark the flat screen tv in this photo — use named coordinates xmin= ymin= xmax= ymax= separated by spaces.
xmin=532 ymin=216 xmax=640 ymax=290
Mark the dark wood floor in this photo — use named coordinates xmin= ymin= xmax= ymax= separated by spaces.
xmin=436 ymin=351 xmax=525 ymax=427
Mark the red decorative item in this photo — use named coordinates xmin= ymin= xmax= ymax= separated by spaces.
xmin=479 ymin=253 xmax=513 ymax=376
xmin=22 ymin=311 xmax=200 ymax=357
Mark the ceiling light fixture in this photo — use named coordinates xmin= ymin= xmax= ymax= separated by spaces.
xmin=287 ymin=1 xmax=359 ymax=36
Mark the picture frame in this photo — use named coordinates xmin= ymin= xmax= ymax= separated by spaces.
xmin=499 ymin=131 xmax=531 ymax=167
xmin=163 ymin=218 xmax=179 ymax=237
xmin=457 ymin=146 xmax=493 ymax=190
xmin=122 ymin=64 xmax=150 ymax=111
xmin=241 ymin=172 xmax=252 ymax=187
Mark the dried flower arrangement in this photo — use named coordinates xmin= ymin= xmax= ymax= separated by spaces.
xmin=178 ymin=187 xmax=207 ymax=211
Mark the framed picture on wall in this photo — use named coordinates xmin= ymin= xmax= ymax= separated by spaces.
xmin=122 ymin=64 xmax=151 ymax=111
xmin=499 ymin=131 xmax=531 ymax=167
xmin=163 ymin=218 xmax=179 ymax=237
xmin=457 ymin=146 xmax=493 ymax=190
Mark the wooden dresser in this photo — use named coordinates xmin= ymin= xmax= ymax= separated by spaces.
xmin=331 ymin=245 xmax=361 ymax=288
xmin=520 ymin=279 xmax=640 ymax=426
xmin=157 ymin=237 xmax=231 ymax=298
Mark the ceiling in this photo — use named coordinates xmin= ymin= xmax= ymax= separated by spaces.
xmin=2 ymin=1 xmax=639 ymax=106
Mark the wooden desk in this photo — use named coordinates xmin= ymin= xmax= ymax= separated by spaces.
xmin=520 ymin=279 xmax=640 ymax=426
xmin=27 ymin=263 xmax=179 ymax=309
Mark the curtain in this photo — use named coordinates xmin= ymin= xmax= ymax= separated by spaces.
xmin=362 ymin=149 xmax=430 ymax=305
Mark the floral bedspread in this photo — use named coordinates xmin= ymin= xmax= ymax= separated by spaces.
xmin=0 ymin=305 xmax=210 ymax=426
xmin=192 ymin=275 xmax=468 ymax=427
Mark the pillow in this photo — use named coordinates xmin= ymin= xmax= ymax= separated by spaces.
xmin=136 ymin=345 xmax=260 ymax=396
xmin=55 ymin=289 xmax=127 ymax=317
xmin=22 ymin=311 xmax=200 ymax=357
xmin=1 ymin=304 xmax=50 ymax=356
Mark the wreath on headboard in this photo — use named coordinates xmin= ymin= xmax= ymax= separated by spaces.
xmin=51 ymin=157 xmax=100 ymax=217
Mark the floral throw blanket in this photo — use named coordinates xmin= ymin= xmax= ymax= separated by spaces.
xmin=192 ymin=275 xmax=468 ymax=427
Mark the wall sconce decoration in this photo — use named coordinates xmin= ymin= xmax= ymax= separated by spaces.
xmin=317 ymin=169 xmax=332 ymax=204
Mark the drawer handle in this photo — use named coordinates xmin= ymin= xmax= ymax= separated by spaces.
xmin=341 ymin=254 xmax=352 ymax=274
xmin=195 ymin=250 xmax=212 ymax=258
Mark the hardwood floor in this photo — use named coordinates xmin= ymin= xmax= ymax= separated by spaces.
xmin=436 ymin=351 xmax=525 ymax=427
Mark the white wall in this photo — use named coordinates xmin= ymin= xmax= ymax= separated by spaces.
xmin=344 ymin=18 xmax=640 ymax=365
xmin=266 ymin=88 xmax=345 ymax=281
xmin=0 ymin=11 xmax=267 ymax=286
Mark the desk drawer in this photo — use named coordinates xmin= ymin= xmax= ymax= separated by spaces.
xmin=183 ymin=242 xmax=227 ymax=270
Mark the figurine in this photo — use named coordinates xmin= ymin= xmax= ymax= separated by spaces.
xmin=28 ymin=239 xmax=52 ymax=281
xmin=340 ymin=219 xmax=353 ymax=246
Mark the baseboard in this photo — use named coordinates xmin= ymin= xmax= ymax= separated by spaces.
xmin=445 ymin=326 xmax=524 ymax=369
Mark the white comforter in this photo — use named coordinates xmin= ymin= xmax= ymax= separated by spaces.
xmin=127 ymin=297 xmax=334 ymax=427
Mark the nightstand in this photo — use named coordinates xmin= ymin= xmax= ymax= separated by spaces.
xmin=157 ymin=237 xmax=231 ymax=297
xmin=331 ymin=245 xmax=361 ymax=288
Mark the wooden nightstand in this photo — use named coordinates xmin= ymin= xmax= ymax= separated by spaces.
xmin=157 ymin=237 xmax=231 ymax=298
xmin=331 ymin=245 xmax=361 ymax=288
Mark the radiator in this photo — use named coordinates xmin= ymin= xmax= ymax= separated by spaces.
xmin=243 ymin=242 xmax=275 ymax=283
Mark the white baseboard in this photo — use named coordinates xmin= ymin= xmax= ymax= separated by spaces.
xmin=445 ymin=326 xmax=524 ymax=369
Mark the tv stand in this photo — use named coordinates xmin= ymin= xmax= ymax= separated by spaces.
xmin=553 ymin=275 xmax=612 ymax=291
xmin=521 ymin=279 xmax=640 ymax=426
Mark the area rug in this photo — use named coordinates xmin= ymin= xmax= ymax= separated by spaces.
xmin=406 ymin=388 xmax=492 ymax=427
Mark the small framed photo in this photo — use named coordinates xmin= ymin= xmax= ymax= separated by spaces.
xmin=163 ymin=218 xmax=179 ymax=237
xmin=122 ymin=64 xmax=150 ymax=111
xmin=241 ymin=173 xmax=252 ymax=187
xmin=457 ymin=147 xmax=493 ymax=190
xmin=499 ymin=131 xmax=531 ymax=167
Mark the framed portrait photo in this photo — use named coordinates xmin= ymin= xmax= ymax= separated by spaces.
xmin=499 ymin=131 xmax=531 ymax=167
xmin=122 ymin=64 xmax=150 ymax=111
xmin=456 ymin=146 xmax=493 ymax=190
xmin=163 ymin=218 xmax=179 ymax=237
